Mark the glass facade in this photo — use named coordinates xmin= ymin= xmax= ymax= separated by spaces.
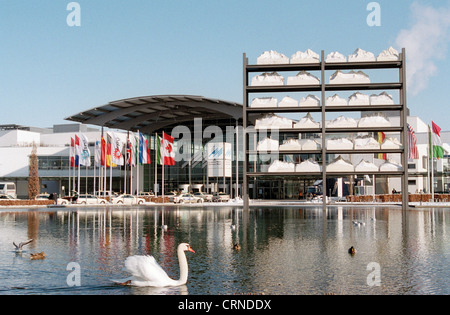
xmin=248 ymin=177 xmax=320 ymax=200
xmin=38 ymin=155 xmax=89 ymax=170
xmin=142 ymin=118 xmax=243 ymax=196
xmin=38 ymin=156 xmax=64 ymax=170
xmin=33 ymin=119 xmax=449 ymax=199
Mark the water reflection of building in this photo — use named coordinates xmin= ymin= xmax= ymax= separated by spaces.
xmin=1 ymin=207 xmax=447 ymax=294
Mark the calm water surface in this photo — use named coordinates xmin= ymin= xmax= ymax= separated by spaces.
xmin=0 ymin=205 xmax=448 ymax=295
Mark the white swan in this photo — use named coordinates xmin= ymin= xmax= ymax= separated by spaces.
xmin=115 ymin=243 xmax=195 ymax=287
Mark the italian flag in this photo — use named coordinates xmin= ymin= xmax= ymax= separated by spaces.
xmin=157 ymin=132 xmax=175 ymax=166
xmin=430 ymin=121 xmax=444 ymax=159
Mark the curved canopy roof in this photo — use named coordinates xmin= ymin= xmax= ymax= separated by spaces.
xmin=65 ymin=95 xmax=243 ymax=134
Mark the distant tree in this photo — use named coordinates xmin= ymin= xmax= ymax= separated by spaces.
xmin=28 ymin=142 xmax=40 ymax=199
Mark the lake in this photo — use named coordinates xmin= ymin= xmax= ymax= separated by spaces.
xmin=0 ymin=205 xmax=448 ymax=295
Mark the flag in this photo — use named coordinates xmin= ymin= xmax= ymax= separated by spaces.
xmin=126 ymin=132 xmax=137 ymax=167
xmin=101 ymin=136 xmax=106 ymax=166
xmin=134 ymin=132 xmax=139 ymax=166
xmin=109 ymin=132 xmax=124 ymax=166
xmin=431 ymin=121 xmax=444 ymax=159
xmin=407 ymin=124 xmax=419 ymax=160
xmin=70 ymin=137 xmax=75 ymax=167
xmin=105 ymin=134 xmax=116 ymax=167
xmin=94 ymin=140 xmax=101 ymax=167
xmin=79 ymin=134 xmax=91 ymax=167
xmin=377 ymin=132 xmax=387 ymax=160
xmin=157 ymin=132 xmax=175 ymax=166
xmin=74 ymin=134 xmax=80 ymax=167
xmin=138 ymin=132 xmax=151 ymax=164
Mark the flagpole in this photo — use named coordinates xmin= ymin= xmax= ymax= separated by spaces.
xmin=85 ymin=163 xmax=88 ymax=195
xmin=98 ymin=140 xmax=101 ymax=196
xmin=155 ymin=132 xmax=158 ymax=197
xmin=104 ymin=145 xmax=107 ymax=201
xmin=69 ymin=138 xmax=72 ymax=197
xmin=78 ymin=155 xmax=81 ymax=195
xmin=101 ymin=155 xmax=104 ymax=194
xmin=431 ymin=130 xmax=435 ymax=202
xmin=129 ymin=132 xmax=136 ymax=195
xmin=102 ymin=128 xmax=107 ymax=201
xmin=108 ymin=133 xmax=112 ymax=200
xmin=162 ymin=132 xmax=165 ymax=203
xmin=235 ymin=119 xmax=239 ymax=198
xmin=109 ymin=153 xmax=113 ymax=199
xmin=427 ymin=125 xmax=431 ymax=197
xmin=72 ymin=141 xmax=75 ymax=197
xmin=77 ymin=134 xmax=81 ymax=196
xmin=125 ymin=131 xmax=129 ymax=194
xmin=137 ymin=145 xmax=140 ymax=196
xmin=93 ymin=141 xmax=97 ymax=196
xmin=99 ymin=154 xmax=102 ymax=195
xmin=130 ymin=132 xmax=134 ymax=196
xmin=73 ymin=160 xmax=75 ymax=196
xmin=130 ymin=159 xmax=133 ymax=195
xmin=68 ymin=148 xmax=71 ymax=198
xmin=137 ymin=130 xmax=140 ymax=196
xmin=104 ymin=155 xmax=107 ymax=200
xmin=161 ymin=148 xmax=166 ymax=203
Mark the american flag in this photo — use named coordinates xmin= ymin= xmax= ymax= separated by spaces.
xmin=407 ymin=124 xmax=419 ymax=159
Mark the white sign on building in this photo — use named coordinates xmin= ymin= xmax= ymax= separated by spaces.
xmin=207 ymin=142 xmax=232 ymax=178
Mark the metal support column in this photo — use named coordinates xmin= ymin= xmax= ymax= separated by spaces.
xmin=320 ymin=50 xmax=327 ymax=211
xmin=401 ymin=48 xmax=409 ymax=210
xmin=243 ymin=53 xmax=249 ymax=211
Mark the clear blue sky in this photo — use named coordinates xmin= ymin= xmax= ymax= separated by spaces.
xmin=0 ymin=0 xmax=449 ymax=128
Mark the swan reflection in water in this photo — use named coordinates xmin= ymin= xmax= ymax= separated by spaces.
xmin=129 ymin=284 xmax=189 ymax=295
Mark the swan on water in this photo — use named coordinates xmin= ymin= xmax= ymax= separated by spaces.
xmin=114 ymin=243 xmax=195 ymax=287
